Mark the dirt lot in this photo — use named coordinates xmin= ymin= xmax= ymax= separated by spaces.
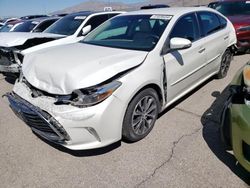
xmin=0 ymin=54 xmax=250 ymax=188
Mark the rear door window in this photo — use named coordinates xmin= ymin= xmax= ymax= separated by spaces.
xmin=198 ymin=12 xmax=222 ymax=36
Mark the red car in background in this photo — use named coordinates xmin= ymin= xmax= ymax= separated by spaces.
xmin=209 ymin=0 xmax=250 ymax=53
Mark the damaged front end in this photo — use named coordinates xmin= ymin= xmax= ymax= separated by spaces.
xmin=0 ymin=47 xmax=23 ymax=73
xmin=5 ymin=91 xmax=71 ymax=143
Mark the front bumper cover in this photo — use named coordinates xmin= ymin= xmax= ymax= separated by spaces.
xmin=5 ymin=92 xmax=71 ymax=143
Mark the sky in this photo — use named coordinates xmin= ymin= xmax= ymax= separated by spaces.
xmin=0 ymin=0 xmax=146 ymax=18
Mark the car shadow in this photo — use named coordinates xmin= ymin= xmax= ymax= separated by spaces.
xmin=34 ymin=132 xmax=121 ymax=157
xmin=201 ymin=86 xmax=250 ymax=185
xmin=158 ymin=77 xmax=214 ymax=118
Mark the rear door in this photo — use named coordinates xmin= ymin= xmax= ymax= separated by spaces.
xmin=197 ymin=11 xmax=230 ymax=74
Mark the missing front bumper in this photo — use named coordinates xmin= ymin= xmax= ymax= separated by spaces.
xmin=5 ymin=92 xmax=71 ymax=143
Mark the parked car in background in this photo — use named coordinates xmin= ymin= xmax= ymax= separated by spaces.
xmin=50 ymin=13 xmax=68 ymax=17
xmin=6 ymin=7 xmax=236 ymax=150
xmin=0 ymin=18 xmax=21 ymax=30
xmin=0 ymin=17 xmax=59 ymax=33
xmin=20 ymin=15 xmax=48 ymax=20
xmin=0 ymin=20 xmax=24 ymax=32
xmin=0 ymin=17 xmax=20 ymax=25
xmin=0 ymin=23 xmax=4 ymax=29
xmin=221 ymin=62 xmax=250 ymax=172
xmin=11 ymin=17 xmax=60 ymax=33
xmin=209 ymin=0 xmax=250 ymax=53
xmin=141 ymin=4 xmax=170 ymax=9
xmin=0 ymin=11 xmax=123 ymax=73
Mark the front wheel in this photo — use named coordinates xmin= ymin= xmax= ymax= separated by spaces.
xmin=216 ymin=49 xmax=232 ymax=79
xmin=122 ymin=88 xmax=160 ymax=142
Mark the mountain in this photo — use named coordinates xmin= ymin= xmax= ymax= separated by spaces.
xmin=53 ymin=0 xmax=214 ymax=14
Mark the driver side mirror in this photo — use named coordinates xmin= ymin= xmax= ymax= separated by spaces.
xmin=82 ymin=25 xmax=91 ymax=36
xmin=170 ymin=37 xmax=192 ymax=50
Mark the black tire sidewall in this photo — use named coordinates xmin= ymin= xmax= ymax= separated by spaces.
xmin=122 ymin=88 xmax=160 ymax=142
xmin=217 ymin=49 xmax=232 ymax=79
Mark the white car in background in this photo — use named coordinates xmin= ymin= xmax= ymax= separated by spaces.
xmin=6 ymin=7 xmax=236 ymax=150
xmin=0 ymin=11 xmax=124 ymax=73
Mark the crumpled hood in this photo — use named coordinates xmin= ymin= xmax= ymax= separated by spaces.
xmin=0 ymin=32 xmax=65 ymax=47
xmin=22 ymin=43 xmax=148 ymax=95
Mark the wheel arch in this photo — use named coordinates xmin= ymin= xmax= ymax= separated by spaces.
xmin=128 ymin=83 xmax=164 ymax=111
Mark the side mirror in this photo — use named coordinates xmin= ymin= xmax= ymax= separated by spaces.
xmin=170 ymin=37 xmax=192 ymax=50
xmin=82 ymin=25 xmax=91 ymax=36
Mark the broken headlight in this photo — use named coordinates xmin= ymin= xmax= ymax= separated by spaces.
xmin=66 ymin=81 xmax=121 ymax=107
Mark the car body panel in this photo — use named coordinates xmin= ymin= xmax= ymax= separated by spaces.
xmin=0 ymin=32 xmax=65 ymax=47
xmin=231 ymin=103 xmax=250 ymax=172
xmin=22 ymin=43 xmax=148 ymax=94
xmin=21 ymin=36 xmax=84 ymax=55
xmin=221 ymin=64 xmax=250 ymax=172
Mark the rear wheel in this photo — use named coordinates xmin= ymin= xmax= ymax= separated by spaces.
xmin=216 ymin=49 xmax=232 ymax=79
xmin=122 ymin=88 xmax=160 ymax=142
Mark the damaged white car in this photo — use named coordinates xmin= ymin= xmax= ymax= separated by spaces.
xmin=6 ymin=7 xmax=236 ymax=150
xmin=0 ymin=11 xmax=123 ymax=74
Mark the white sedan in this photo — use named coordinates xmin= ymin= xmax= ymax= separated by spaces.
xmin=6 ymin=7 xmax=236 ymax=150
xmin=0 ymin=11 xmax=123 ymax=73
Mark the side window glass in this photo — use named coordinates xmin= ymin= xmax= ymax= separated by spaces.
xmin=169 ymin=13 xmax=199 ymax=42
xmin=198 ymin=12 xmax=221 ymax=36
xmin=34 ymin=20 xmax=56 ymax=32
xmin=108 ymin=13 xmax=119 ymax=19
xmin=218 ymin=15 xmax=227 ymax=29
xmin=85 ymin=15 xmax=109 ymax=31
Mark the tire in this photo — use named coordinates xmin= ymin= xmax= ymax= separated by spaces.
xmin=122 ymin=88 xmax=160 ymax=142
xmin=216 ymin=49 xmax=232 ymax=79
xmin=220 ymin=107 xmax=232 ymax=150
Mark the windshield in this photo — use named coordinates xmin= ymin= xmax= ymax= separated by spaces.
xmin=12 ymin=21 xmax=38 ymax=32
xmin=44 ymin=15 xmax=86 ymax=35
xmin=209 ymin=1 xmax=250 ymax=16
xmin=83 ymin=15 xmax=171 ymax=51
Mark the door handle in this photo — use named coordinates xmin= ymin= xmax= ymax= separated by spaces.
xmin=198 ymin=48 xmax=206 ymax=53
xmin=224 ymin=35 xmax=229 ymax=40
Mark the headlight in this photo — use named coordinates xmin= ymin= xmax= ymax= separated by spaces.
xmin=70 ymin=80 xmax=122 ymax=107
xmin=237 ymin=26 xmax=250 ymax=32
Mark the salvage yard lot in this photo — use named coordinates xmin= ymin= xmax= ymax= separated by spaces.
xmin=1 ymin=54 xmax=250 ymax=187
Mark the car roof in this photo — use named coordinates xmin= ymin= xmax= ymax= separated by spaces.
xmin=25 ymin=16 xmax=60 ymax=23
xmin=64 ymin=11 xmax=124 ymax=18
xmin=123 ymin=7 xmax=217 ymax=17
xmin=5 ymin=19 xmax=23 ymax=25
